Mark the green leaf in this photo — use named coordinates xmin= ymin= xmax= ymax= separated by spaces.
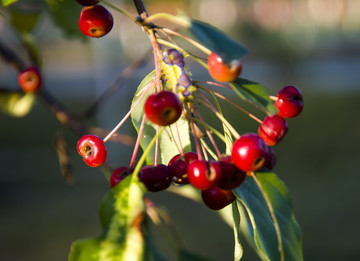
xmin=230 ymin=78 xmax=277 ymax=114
xmin=178 ymin=249 xmax=216 ymax=261
xmin=1 ymin=0 xmax=17 ymax=6
xmin=131 ymin=71 xmax=191 ymax=165
xmin=69 ymin=175 xmax=146 ymax=261
xmin=45 ymin=0 xmax=86 ymax=39
xmin=188 ymin=20 xmax=248 ymax=63
xmin=10 ymin=9 xmax=41 ymax=33
xmin=233 ymin=173 xmax=303 ymax=261
xmin=231 ymin=202 xmax=243 ymax=261
xmin=0 ymin=90 xmax=36 ymax=117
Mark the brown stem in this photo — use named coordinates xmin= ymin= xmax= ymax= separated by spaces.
xmin=133 ymin=0 xmax=148 ymax=18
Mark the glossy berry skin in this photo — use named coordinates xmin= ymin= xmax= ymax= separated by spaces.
xmin=110 ymin=167 xmax=134 ymax=188
xmin=231 ymin=133 xmax=269 ymax=172
xmin=207 ymin=52 xmax=242 ymax=83
xmin=77 ymin=134 xmax=107 ymax=167
xmin=258 ymin=115 xmax=288 ymax=146
xmin=76 ymin=0 xmax=99 ymax=6
xmin=138 ymin=164 xmax=172 ymax=192
xmin=201 ymin=186 xmax=236 ymax=210
xmin=217 ymin=156 xmax=246 ymax=190
xmin=78 ymin=5 xmax=113 ymax=38
xmin=275 ymin=85 xmax=303 ymax=118
xmin=264 ymin=146 xmax=277 ymax=171
xmin=18 ymin=67 xmax=42 ymax=93
xmin=144 ymin=91 xmax=183 ymax=126
xmin=168 ymin=152 xmax=198 ymax=184
xmin=187 ymin=160 xmax=222 ymax=190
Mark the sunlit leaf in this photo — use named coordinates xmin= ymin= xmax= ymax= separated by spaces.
xmin=0 ymin=90 xmax=36 ymax=117
xmin=187 ymin=19 xmax=248 ymax=63
xmin=1 ymin=0 xmax=17 ymax=6
xmin=131 ymin=71 xmax=191 ymax=165
xmin=69 ymin=175 xmax=146 ymax=261
xmin=234 ymin=173 xmax=303 ymax=261
xmin=231 ymin=78 xmax=277 ymax=114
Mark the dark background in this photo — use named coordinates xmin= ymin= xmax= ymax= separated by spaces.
xmin=1 ymin=0 xmax=360 ymax=260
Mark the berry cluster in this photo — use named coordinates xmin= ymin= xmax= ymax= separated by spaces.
xmin=73 ymin=4 xmax=304 ymax=211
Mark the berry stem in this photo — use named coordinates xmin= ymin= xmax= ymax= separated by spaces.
xmin=174 ymin=122 xmax=185 ymax=155
xmin=200 ymin=139 xmax=218 ymax=161
xmin=184 ymin=104 xmax=203 ymax=161
xmin=129 ymin=114 xmax=147 ymax=168
xmin=192 ymin=118 xmax=226 ymax=144
xmin=103 ymin=80 xmax=154 ymax=143
xmin=101 ymin=0 xmax=137 ymax=23
xmin=195 ymin=93 xmax=240 ymax=139
xmin=194 ymin=80 xmax=232 ymax=90
xmin=148 ymin=30 xmax=163 ymax=92
xmin=197 ymin=85 xmax=264 ymax=124
xmin=270 ymin=95 xmax=278 ymax=101
xmin=144 ymin=13 xmax=191 ymax=28
xmin=200 ymin=142 xmax=209 ymax=161
xmin=251 ymin=173 xmax=285 ymax=261
xmin=154 ymin=125 xmax=159 ymax=166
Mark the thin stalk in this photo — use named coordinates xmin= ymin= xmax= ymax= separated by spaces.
xmin=101 ymin=0 xmax=137 ymax=23
xmin=251 ymin=173 xmax=285 ymax=261
xmin=200 ymin=142 xmax=209 ymax=161
xmin=195 ymin=93 xmax=240 ymax=139
xmin=184 ymin=104 xmax=203 ymax=160
xmin=154 ymin=125 xmax=159 ymax=166
xmin=129 ymin=114 xmax=147 ymax=168
xmin=200 ymin=139 xmax=218 ymax=161
xmin=194 ymin=80 xmax=233 ymax=90
xmin=174 ymin=122 xmax=184 ymax=155
xmin=103 ymin=80 xmax=154 ymax=143
xmin=144 ymin=13 xmax=191 ymax=28
xmin=270 ymin=95 xmax=278 ymax=101
xmin=192 ymin=118 xmax=226 ymax=144
xmin=148 ymin=30 xmax=163 ymax=92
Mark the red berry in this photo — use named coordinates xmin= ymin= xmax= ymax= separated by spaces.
xmin=275 ymin=85 xmax=304 ymax=118
xmin=187 ymin=160 xmax=222 ymax=190
xmin=77 ymin=134 xmax=107 ymax=167
xmin=76 ymin=0 xmax=99 ymax=6
xmin=201 ymin=186 xmax=235 ymax=210
xmin=17 ymin=67 xmax=42 ymax=93
xmin=168 ymin=152 xmax=198 ymax=184
xmin=231 ymin=133 xmax=269 ymax=172
xmin=258 ymin=115 xmax=288 ymax=146
xmin=217 ymin=156 xmax=246 ymax=190
xmin=138 ymin=164 xmax=172 ymax=192
xmin=110 ymin=166 xmax=134 ymax=188
xmin=207 ymin=52 xmax=242 ymax=83
xmin=78 ymin=5 xmax=113 ymax=38
xmin=144 ymin=91 xmax=183 ymax=126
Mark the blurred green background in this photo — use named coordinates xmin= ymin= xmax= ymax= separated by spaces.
xmin=1 ymin=0 xmax=360 ymax=260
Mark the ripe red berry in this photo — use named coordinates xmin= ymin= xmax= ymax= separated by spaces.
xmin=187 ymin=160 xmax=222 ymax=190
xmin=217 ymin=156 xmax=246 ymax=190
xmin=76 ymin=0 xmax=99 ymax=6
xmin=207 ymin=52 xmax=242 ymax=83
xmin=78 ymin=5 xmax=113 ymax=38
xmin=168 ymin=152 xmax=198 ymax=184
xmin=264 ymin=146 xmax=277 ymax=171
xmin=231 ymin=133 xmax=269 ymax=172
xmin=17 ymin=67 xmax=42 ymax=93
xmin=77 ymin=134 xmax=107 ymax=167
xmin=201 ymin=186 xmax=235 ymax=210
xmin=138 ymin=164 xmax=172 ymax=192
xmin=144 ymin=91 xmax=183 ymax=126
xmin=110 ymin=166 xmax=134 ymax=188
xmin=258 ymin=115 xmax=288 ymax=146
xmin=275 ymin=85 xmax=304 ymax=118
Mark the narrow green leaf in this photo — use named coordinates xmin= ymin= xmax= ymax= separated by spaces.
xmin=10 ymin=10 xmax=40 ymax=33
xmin=0 ymin=90 xmax=36 ymax=117
xmin=131 ymin=71 xmax=191 ymax=165
xmin=188 ymin=20 xmax=248 ymax=63
xmin=233 ymin=173 xmax=303 ymax=261
xmin=231 ymin=202 xmax=243 ymax=261
xmin=230 ymin=78 xmax=277 ymax=114
xmin=1 ymin=0 xmax=17 ymax=6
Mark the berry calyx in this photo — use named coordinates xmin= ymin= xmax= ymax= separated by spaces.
xmin=144 ymin=91 xmax=183 ymax=126
xmin=217 ymin=156 xmax=246 ymax=190
xmin=17 ymin=67 xmax=42 ymax=93
xmin=138 ymin=164 xmax=172 ymax=192
xmin=275 ymin=85 xmax=304 ymax=118
xmin=207 ymin=52 xmax=242 ymax=83
xmin=168 ymin=151 xmax=198 ymax=184
xmin=187 ymin=160 xmax=222 ymax=190
xmin=231 ymin=133 xmax=269 ymax=172
xmin=258 ymin=115 xmax=288 ymax=146
xmin=75 ymin=0 xmax=99 ymax=6
xmin=78 ymin=5 xmax=113 ymax=38
xmin=110 ymin=166 xmax=134 ymax=188
xmin=77 ymin=134 xmax=107 ymax=167
xmin=201 ymin=186 xmax=235 ymax=210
